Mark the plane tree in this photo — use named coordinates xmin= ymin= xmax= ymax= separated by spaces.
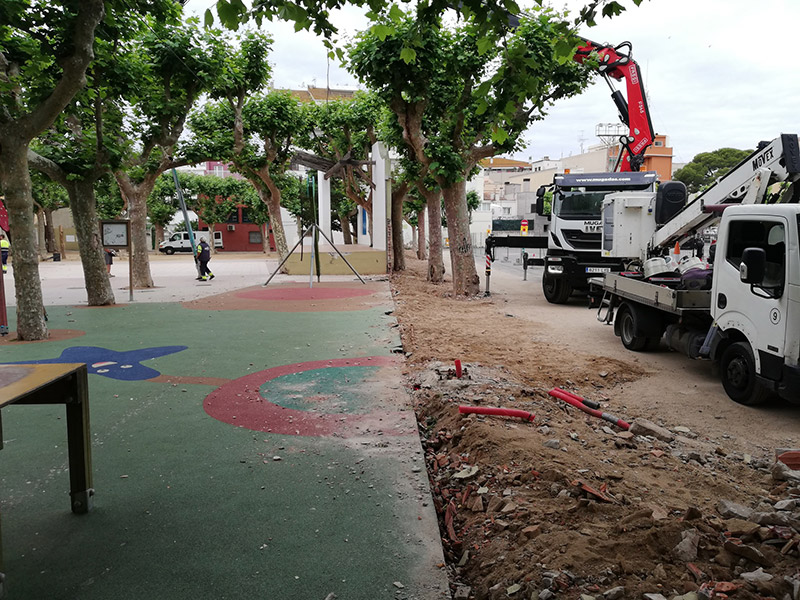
xmin=297 ymin=93 xmax=384 ymax=240
xmin=349 ymin=8 xmax=591 ymax=295
xmin=0 ymin=0 xmax=106 ymax=339
xmin=186 ymin=89 xmax=305 ymax=260
xmin=112 ymin=17 xmax=224 ymax=288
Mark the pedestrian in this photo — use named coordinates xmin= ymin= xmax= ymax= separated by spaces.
xmin=1 ymin=232 xmax=10 ymax=273
xmin=195 ymin=236 xmax=214 ymax=281
xmin=104 ymin=247 xmax=114 ymax=277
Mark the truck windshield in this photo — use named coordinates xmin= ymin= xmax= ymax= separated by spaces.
xmin=553 ymin=191 xmax=606 ymax=219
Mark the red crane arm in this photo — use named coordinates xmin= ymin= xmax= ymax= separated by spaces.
xmin=574 ymin=38 xmax=655 ymax=172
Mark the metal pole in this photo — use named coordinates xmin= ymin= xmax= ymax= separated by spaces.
xmin=171 ymin=169 xmax=200 ymax=278
xmin=314 ymin=225 xmax=366 ymax=284
xmin=128 ymin=242 xmax=133 ymax=303
xmin=484 ymin=254 xmax=491 ymax=297
xmin=263 ymin=225 xmax=313 ymax=287
xmin=0 ymin=264 xmax=8 ymax=336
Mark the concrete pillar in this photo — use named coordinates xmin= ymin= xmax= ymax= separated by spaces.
xmin=317 ymin=172 xmax=331 ymax=240
xmin=371 ymin=142 xmax=390 ymax=251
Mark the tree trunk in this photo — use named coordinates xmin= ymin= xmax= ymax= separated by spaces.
xmin=417 ymin=206 xmax=427 ymax=260
xmin=68 ymin=178 xmax=114 ymax=305
xmin=391 ymin=181 xmax=408 ymax=272
xmin=154 ymin=224 xmax=165 ymax=248
xmin=44 ymin=208 xmax=56 ymax=252
xmin=0 ymin=140 xmax=47 ymax=339
xmin=340 ymin=210 xmax=353 ymax=245
xmin=442 ymin=180 xmax=479 ymax=295
xmin=115 ymin=174 xmax=155 ymax=288
xmin=418 ymin=186 xmax=444 ymax=283
xmin=36 ymin=208 xmax=47 ymax=258
xmin=257 ymin=169 xmax=288 ymax=259
xmin=261 ymin=223 xmax=270 ymax=253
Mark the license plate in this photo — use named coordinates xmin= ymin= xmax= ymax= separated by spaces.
xmin=585 ymin=267 xmax=611 ymax=273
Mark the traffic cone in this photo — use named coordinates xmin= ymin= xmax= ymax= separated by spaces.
xmin=673 ymin=241 xmax=681 ymax=254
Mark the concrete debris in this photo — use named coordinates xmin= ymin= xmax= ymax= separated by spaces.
xmin=741 ymin=567 xmax=774 ymax=583
xmin=716 ymin=499 xmax=754 ymax=520
xmin=453 ymin=585 xmax=471 ymax=599
xmin=411 ymin=360 xmax=800 ymax=600
xmin=673 ymin=529 xmax=700 ymax=562
xmin=629 ymin=419 xmax=674 ymax=442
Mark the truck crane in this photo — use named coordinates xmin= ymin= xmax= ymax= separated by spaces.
xmin=591 ymin=133 xmax=800 ymax=405
xmin=486 ymin=36 xmax=657 ymax=301
xmin=536 ymin=37 xmax=659 ymax=302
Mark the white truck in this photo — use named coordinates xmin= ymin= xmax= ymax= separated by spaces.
xmin=158 ymin=230 xmax=223 ymax=255
xmin=591 ymin=134 xmax=800 ymax=405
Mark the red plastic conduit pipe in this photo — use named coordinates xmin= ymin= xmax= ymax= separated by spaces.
xmin=548 ymin=388 xmax=630 ymax=430
xmin=458 ymin=406 xmax=535 ymax=422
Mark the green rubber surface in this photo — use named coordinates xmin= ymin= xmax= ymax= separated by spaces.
xmin=0 ymin=289 xmax=447 ymax=600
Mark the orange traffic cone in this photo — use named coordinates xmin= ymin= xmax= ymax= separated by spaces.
xmin=673 ymin=241 xmax=680 ymax=254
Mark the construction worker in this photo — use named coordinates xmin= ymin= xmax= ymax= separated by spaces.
xmin=0 ymin=232 xmax=9 ymax=273
xmin=195 ymin=236 xmax=214 ymax=281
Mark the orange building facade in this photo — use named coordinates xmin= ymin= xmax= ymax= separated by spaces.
xmin=607 ymin=134 xmax=674 ymax=180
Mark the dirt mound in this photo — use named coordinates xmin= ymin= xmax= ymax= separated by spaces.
xmin=391 ymin=258 xmax=800 ymax=600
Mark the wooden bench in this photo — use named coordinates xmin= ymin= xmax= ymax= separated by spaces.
xmin=0 ymin=363 xmax=94 ymax=598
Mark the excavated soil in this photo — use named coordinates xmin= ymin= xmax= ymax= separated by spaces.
xmin=391 ymin=255 xmax=800 ymax=600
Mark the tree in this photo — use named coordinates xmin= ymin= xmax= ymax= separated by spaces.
xmin=673 ymin=148 xmax=753 ymax=194
xmin=113 ymin=17 xmax=223 ymax=289
xmin=30 ymin=171 xmax=68 ymax=256
xmin=349 ymin=8 xmax=591 ymax=295
xmin=187 ymin=90 xmax=305 ymax=260
xmin=298 ymin=93 xmax=383 ymax=241
xmin=0 ymin=0 xmax=106 ymax=339
xmin=211 ymin=0 xmax=645 ymax=41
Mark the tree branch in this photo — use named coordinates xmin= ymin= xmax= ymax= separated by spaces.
xmin=28 ymin=149 xmax=68 ymax=187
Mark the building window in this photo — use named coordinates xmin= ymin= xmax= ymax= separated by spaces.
xmin=654 ymin=141 xmax=663 ymax=147
xmin=502 ymin=207 xmax=511 ymax=215
xmin=249 ymin=231 xmax=262 ymax=244
xmin=241 ymin=208 xmax=252 ymax=223
xmin=214 ymin=165 xmax=225 ymax=176
xmin=226 ymin=211 xmax=239 ymax=223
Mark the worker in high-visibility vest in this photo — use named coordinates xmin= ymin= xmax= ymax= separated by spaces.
xmin=0 ymin=232 xmax=9 ymax=273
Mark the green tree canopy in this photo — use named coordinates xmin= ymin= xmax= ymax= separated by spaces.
xmin=673 ymin=147 xmax=753 ymax=194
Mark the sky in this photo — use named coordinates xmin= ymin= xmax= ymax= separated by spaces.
xmin=184 ymin=0 xmax=800 ymax=165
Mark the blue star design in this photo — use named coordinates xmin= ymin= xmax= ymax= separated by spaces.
xmin=3 ymin=345 xmax=187 ymax=381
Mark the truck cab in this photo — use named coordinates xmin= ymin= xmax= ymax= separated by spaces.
xmin=537 ymin=171 xmax=658 ymax=303
xmin=710 ymin=205 xmax=800 ymax=403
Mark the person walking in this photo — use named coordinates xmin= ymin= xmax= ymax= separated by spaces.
xmin=0 ymin=232 xmax=10 ymax=273
xmin=104 ymin=248 xmax=114 ymax=276
xmin=195 ymin=236 xmax=214 ymax=281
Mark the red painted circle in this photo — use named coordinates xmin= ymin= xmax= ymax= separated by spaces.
xmin=203 ymin=356 xmax=410 ymax=437
xmin=236 ymin=287 xmax=375 ymax=301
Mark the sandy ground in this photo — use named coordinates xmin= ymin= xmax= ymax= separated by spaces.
xmin=391 ymin=252 xmax=800 ymax=600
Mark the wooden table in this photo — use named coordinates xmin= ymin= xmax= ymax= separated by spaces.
xmin=0 ymin=363 xmax=94 ymax=597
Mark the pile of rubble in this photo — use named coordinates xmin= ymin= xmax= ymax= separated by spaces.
xmin=409 ymin=362 xmax=800 ymax=600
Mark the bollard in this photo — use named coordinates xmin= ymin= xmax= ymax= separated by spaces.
xmin=522 ymin=251 xmax=529 ymax=281
xmin=484 ymin=254 xmax=491 ymax=296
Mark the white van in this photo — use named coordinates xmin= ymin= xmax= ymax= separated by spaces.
xmin=158 ymin=231 xmax=223 ymax=254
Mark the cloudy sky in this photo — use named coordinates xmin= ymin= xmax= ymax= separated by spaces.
xmin=185 ymin=0 xmax=800 ymax=165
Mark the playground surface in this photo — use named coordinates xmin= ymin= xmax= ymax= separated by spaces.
xmin=0 ymin=254 xmax=449 ymax=600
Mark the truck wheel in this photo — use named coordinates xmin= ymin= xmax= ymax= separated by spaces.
xmin=720 ymin=342 xmax=771 ymax=405
xmin=164 ymin=247 xmax=175 ymax=255
xmin=542 ymin=274 xmax=572 ymax=304
xmin=616 ymin=304 xmax=648 ymax=351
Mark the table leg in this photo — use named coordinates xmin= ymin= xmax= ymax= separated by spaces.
xmin=0 ymin=511 xmax=5 ymax=598
xmin=65 ymin=367 xmax=93 ymax=514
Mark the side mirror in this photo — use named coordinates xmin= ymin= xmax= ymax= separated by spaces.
xmin=535 ymin=186 xmax=546 ymax=216
xmin=740 ymin=247 xmax=766 ymax=284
